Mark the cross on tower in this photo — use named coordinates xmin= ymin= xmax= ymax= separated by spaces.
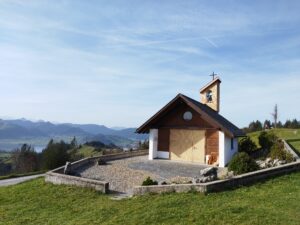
xmin=210 ymin=72 xmax=217 ymax=80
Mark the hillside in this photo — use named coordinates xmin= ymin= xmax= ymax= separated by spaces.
xmin=0 ymin=173 xmax=299 ymax=224
xmin=247 ymin=128 xmax=300 ymax=153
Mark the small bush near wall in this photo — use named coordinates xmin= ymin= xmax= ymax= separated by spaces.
xmin=239 ymin=137 xmax=257 ymax=154
xmin=270 ymin=141 xmax=295 ymax=163
xmin=228 ymin=152 xmax=259 ymax=175
xmin=259 ymin=131 xmax=278 ymax=151
xmin=142 ymin=177 xmax=158 ymax=186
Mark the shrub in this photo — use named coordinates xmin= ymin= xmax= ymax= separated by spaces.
xmin=228 ymin=152 xmax=259 ymax=175
xmin=269 ymin=141 xmax=295 ymax=163
xmin=258 ymin=131 xmax=278 ymax=151
xmin=238 ymin=137 xmax=257 ymax=154
xmin=142 ymin=177 xmax=158 ymax=186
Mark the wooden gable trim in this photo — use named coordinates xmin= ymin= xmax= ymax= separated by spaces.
xmin=136 ymin=93 xmax=235 ymax=137
xmin=136 ymin=94 xmax=183 ymax=133
xmin=180 ymin=95 xmax=234 ymax=137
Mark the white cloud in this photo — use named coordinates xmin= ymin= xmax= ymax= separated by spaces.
xmin=0 ymin=0 xmax=300 ymax=126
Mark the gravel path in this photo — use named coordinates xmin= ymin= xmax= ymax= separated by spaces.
xmin=77 ymin=156 xmax=210 ymax=194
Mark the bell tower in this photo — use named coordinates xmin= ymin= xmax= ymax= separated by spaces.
xmin=200 ymin=73 xmax=221 ymax=112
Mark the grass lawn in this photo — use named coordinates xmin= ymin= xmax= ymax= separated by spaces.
xmin=0 ymin=173 xmax=299 ymax=225
xmin=248 ymin=128 xmax=300 ymax=151
xmin=76 ymin=145 xmax=101 ymax=157
xmin=286 ymin=139 xmax=300 ymax=155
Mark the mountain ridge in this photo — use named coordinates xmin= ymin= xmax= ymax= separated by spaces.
xmin=0 ymin=118 xmax=147 ymax=151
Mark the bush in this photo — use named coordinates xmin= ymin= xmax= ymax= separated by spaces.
xmin=258 ymin=131 xmax=278 ymax=151
xmin=228 ymin=152 xmax=259 ymax=175
xmin=142 ymin=177 xmax=158 ymax=186
xmin=238 ymin=137 xmax=257 ymax=154
xmin=269 ymin=141 xmax=295 ymax=163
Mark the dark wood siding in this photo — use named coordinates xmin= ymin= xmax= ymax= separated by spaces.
xmin=158 ymin=128 xmax=170 ymax=152
xmin=156 ymin=102 xmax=215 ymax=129
xmin=206 ymin=130 xmax=219 ymax=155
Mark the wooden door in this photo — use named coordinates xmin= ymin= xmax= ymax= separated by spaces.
xmin=170 ymin=129 xmax=205 ymax=163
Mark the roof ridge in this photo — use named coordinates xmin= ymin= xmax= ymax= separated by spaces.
xmin=200 ymin=77 xmax=221 ymax=93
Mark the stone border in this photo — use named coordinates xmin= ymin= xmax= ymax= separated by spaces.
xmin=45 ymin=150 xmax=148 ymax=193
xmin=45 ymin=171 xmax=109 ymax=193
xmin=283 ymin=139 xmax=300 ymax=159
xmin=133 ymin=160 xmax=300 ymax=195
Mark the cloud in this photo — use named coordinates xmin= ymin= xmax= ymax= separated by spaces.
xmin=0 ymin=0 xmax=300 ymax=126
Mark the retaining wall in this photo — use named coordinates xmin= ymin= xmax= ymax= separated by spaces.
xmin=45 ymin=150 xmax=148 ymax=193
xmin=283 ymin=140 xmax=300 ymax=159
xmin=45 ymin=171 xmax=109 ymax=193
xmin=133 ymin=160 xmax=300 ymax=195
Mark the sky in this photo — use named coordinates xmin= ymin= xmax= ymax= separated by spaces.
xmin=0 ymin=0 xmax=300 ymax=128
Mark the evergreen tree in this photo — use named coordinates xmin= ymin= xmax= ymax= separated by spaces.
xmin=284 ymin=120 xmax=292 ymax=128
xmin=42 ymin=140 xmax=70 ymax=170
xmin=291 ymin=119 xmax=299 ymax=129
xmin=277 ymin=121 xmax=283 ymax=128
xmin=70 ymin=136 xmax=78 ymax=148
xmin=263 ymin=120 xmax=272 ymax=129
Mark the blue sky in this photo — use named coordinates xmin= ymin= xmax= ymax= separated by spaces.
xmin=0 ymin=0 xmax=300 ymax=128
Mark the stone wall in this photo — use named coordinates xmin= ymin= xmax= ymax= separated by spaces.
xmin=45 ymin=171 xmax=109 ymax=193
xmin=45 ymin=150 xmax=148 ymax=193
xmin=283 ymin=140 xmax=300 ymax=159
xmin=133 ymin=161 xmax=300 ymax=195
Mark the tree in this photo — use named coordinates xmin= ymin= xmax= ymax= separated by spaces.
xmin=271 ymin=104 xmax=278 ymax=129
xmin=247 ymin=120 xmax=263 ymax=132
xmin=263 ymin=120 xmax=272 ymax=129
xmin=42 ymin=140 xmax=70 ymax=170
xmin=70 ymin=136 xmax=78 ymax=149
xmin=277 ymin=121 xmax=283 ymax=128
xmin=291 ymin=119 xmax=299 ymax=129
xmin=284 ymin=119 xmax=292 ymax=128
xmin=11 ymin=144 xmax=39 ymax=173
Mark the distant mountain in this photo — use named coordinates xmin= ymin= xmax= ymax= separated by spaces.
xmin=112 ymin=128 xmax=146 ymax=140
xmin=64 ymin=123 xmax=148 ymax=140
xmin=0 ymin=119 xmax=46 ymax=139
xmin=7 ymin=119 xmax=88 ymax=136
xmin=86 ymin=133 xmax=134 ymax=146
xmin=110 ymin=126 xmax=127 ymax=130
xmin=65 ymin=123 xmax=113 ymax=135
xmin=0 ymin=118 xmax=148 ymax=151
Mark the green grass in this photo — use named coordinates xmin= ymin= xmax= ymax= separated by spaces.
xmin=0 ymin=152 xmax=11 ymax=159
xmin=76 ymin=145 xmax=100 ymax=157
xmin=247 ymin=128 xmax=300 ymax=151
xmin=0 ymin=172 xmax=300 ymax=225
xmin=286 ymin=139 xmax=300 ymax=155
